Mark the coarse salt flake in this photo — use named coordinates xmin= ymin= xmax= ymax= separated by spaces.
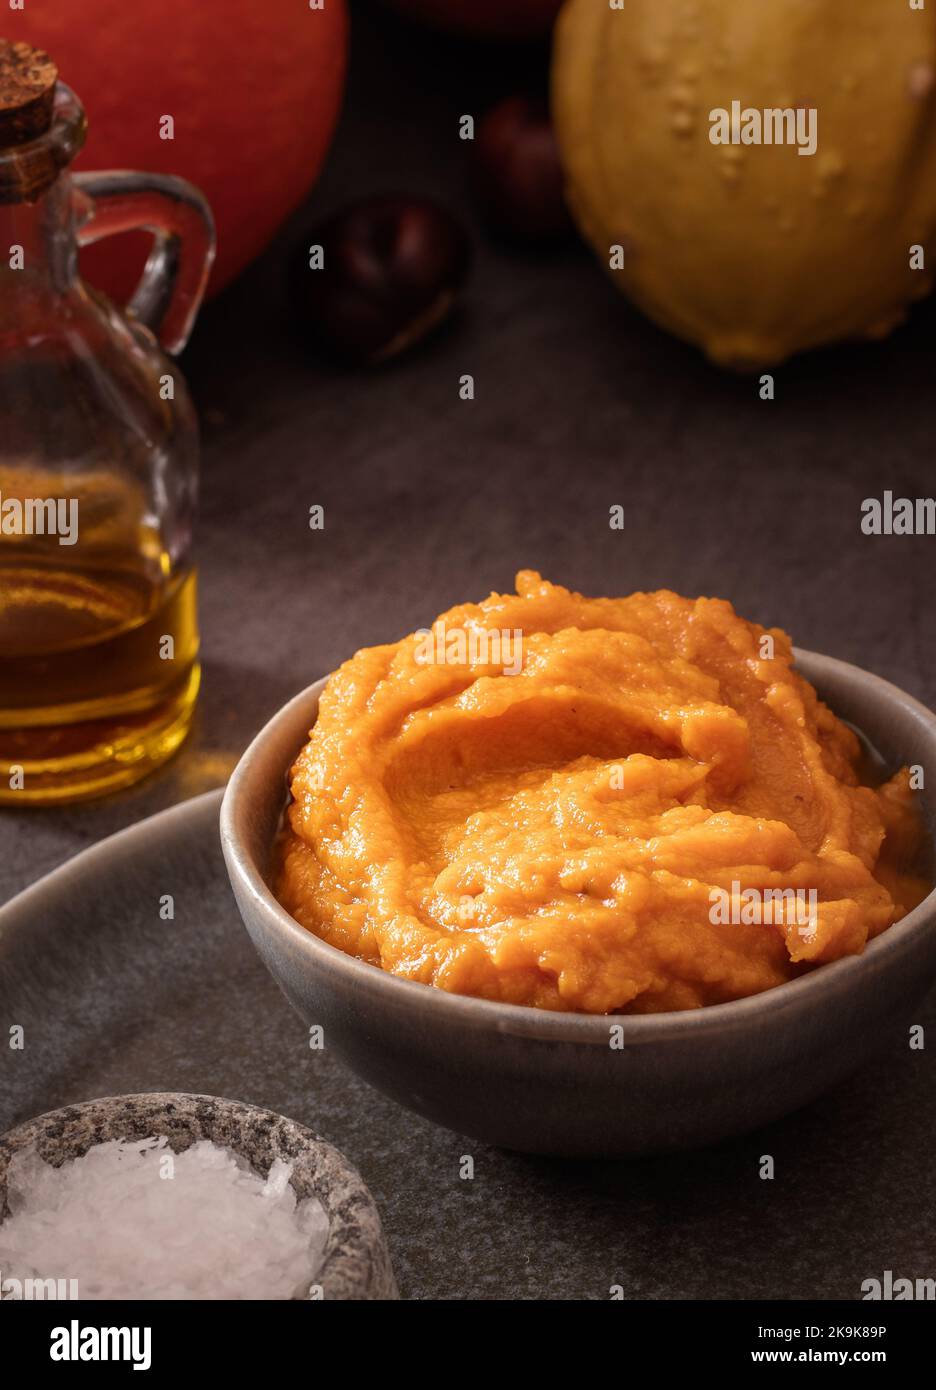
xmin=0 ymin=1135 xmax=329 ymax=1300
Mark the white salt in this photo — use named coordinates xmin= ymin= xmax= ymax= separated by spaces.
xmin=0 ymin=1136 xmax=329 ymax=1300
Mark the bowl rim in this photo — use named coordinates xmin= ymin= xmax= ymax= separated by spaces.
xmin=0 ymin=1091 xmax=397 ymax=1300
xmin=220 ymin=648 xmax=936 ymax=1045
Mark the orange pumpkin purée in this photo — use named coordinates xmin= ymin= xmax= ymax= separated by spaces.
xmin=276 ymin=573 xmax=930 ymax=1014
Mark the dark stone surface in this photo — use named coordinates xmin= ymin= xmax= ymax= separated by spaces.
xmin=0 ymin=3 xmax=934 ymax=1299
xmin=1 ymin=791 xmax=933 ymax=1302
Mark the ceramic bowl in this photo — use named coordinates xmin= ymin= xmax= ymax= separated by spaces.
xmin=0 ymin=1092 xmax=397 ymax=1298
xmin=221 ymin=653 xmax=936 ymax=1158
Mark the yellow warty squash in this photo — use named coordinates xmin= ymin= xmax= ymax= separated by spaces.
xmin=552 ymin=0 xmax=936 ymax=366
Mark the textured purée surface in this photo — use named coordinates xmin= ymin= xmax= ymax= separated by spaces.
xmin=0 ymin=4 xmax=934 ymax=1298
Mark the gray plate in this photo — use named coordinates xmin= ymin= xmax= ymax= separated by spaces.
xmin=1 ymin=790 xmax=934 ymax=1300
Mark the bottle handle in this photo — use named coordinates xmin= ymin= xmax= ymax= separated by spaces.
xmin=73 ymin=170 xmax=216 ymax=356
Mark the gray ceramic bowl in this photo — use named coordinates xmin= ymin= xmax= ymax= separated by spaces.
xmin=221 ymin=653 xmax=936 ymax=1158
xmin=0 ymin=1093 xmax=397 ymax=1299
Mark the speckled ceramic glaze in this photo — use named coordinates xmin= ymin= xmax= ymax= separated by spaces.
xmin=0 ymin=1093 xmax=397 ymax=1300
xmin=221 ymin=654 xmax=936 ymax=1158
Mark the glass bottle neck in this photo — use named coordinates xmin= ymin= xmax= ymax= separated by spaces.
xmin=1 ymin=176 xmax=78 ymax=302
xmin=0 ymin=81 xmax=86 ymax=321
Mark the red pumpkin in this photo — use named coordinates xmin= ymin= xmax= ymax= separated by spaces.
xmin=384 ymin=0 xmax=562 ymax=40
xmin=11 ymin=0 xmax=348 ymax=299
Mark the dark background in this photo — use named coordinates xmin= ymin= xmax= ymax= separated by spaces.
xmin=2 ymin=3 xmax=934 ymax=892
xmin=1 ymin=3 xmax=934 ymax=1301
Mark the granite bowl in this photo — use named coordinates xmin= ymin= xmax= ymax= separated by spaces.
xmin=0 ymin=1093 xmax=397 ymax=1299
xmin=221 ymin=654 xmax=936 ymax=1158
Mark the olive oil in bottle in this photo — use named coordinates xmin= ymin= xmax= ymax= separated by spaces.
xmin=0 ymin=39 xmax=214 ymax=802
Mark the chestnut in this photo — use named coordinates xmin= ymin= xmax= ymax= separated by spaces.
xmin=471 ymin=96 xmax=574 ymax=245
xmin=292 ymin=195 xmax=472 ymax=364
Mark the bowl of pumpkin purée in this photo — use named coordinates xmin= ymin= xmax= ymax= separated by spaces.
xmin=222 ymin=574 xmax=936 ymax=1156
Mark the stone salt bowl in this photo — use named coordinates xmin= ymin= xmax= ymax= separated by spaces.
xmin=0 ymin=1092 xmax=397 ymax=1300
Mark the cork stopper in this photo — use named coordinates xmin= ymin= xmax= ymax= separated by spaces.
xmin=0 ymin=39 xmax=58 ymax=147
